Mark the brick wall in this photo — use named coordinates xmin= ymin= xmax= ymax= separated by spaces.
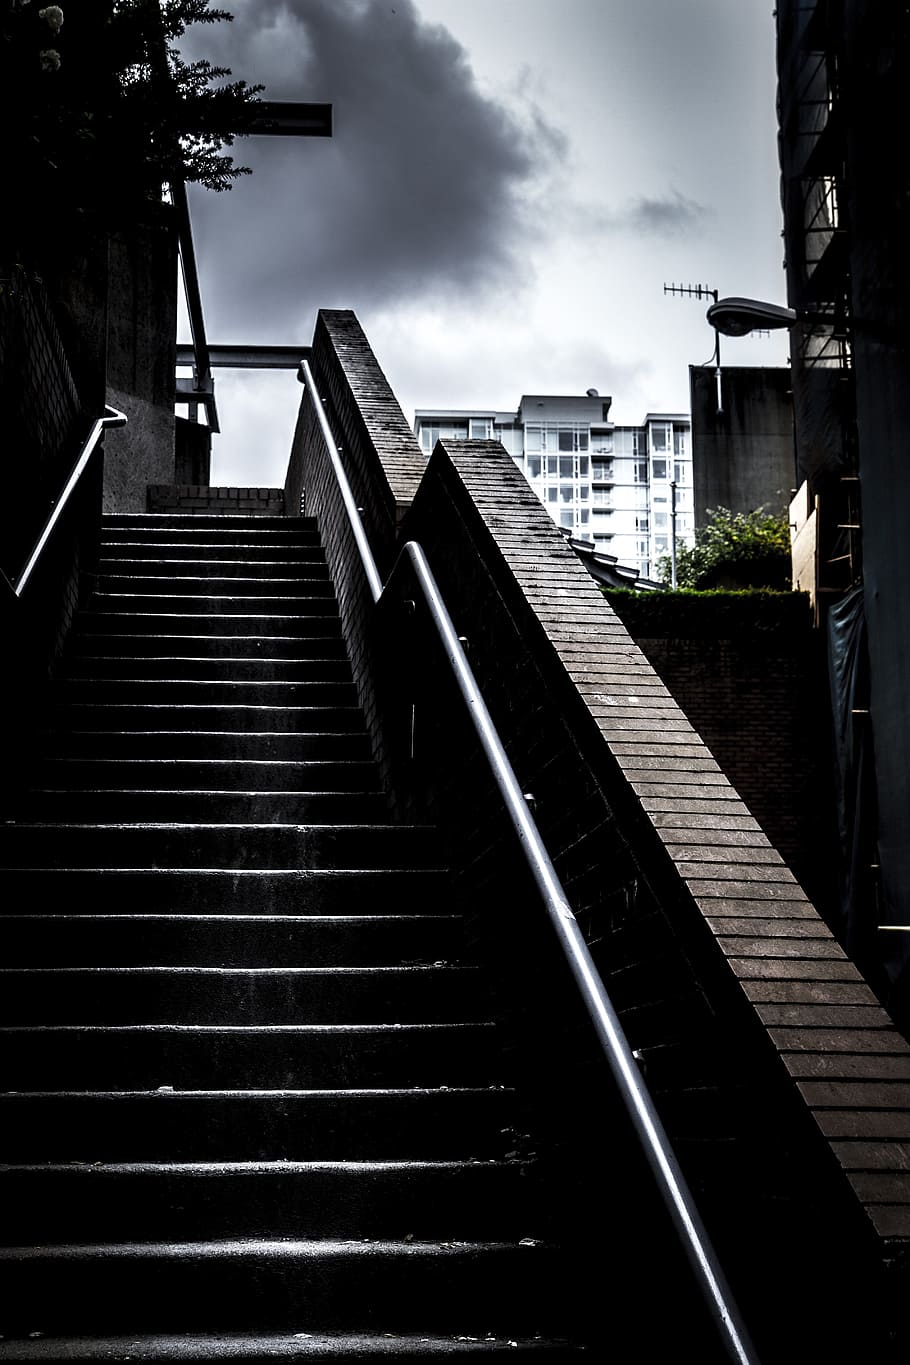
xmin=394 ymin=439 xmax=910 ymax=1362
xmin=146 ymin=484 xmax=286 ymax=516
xmin=290 ymin=312 xmax=428 ymax=777
xmin=288 ymin=314 xmax=910 ymax=1361
xmin=604 ymin=590 xmax=840 ymax=922
xmin=0 ymin=265 xmax=83 ymax=580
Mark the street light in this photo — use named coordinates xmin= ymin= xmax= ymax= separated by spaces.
xmin=706 ymin=296 xmax=798 ymax=336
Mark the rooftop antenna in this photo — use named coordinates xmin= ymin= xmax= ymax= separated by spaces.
xmin=663 ymin=282 xmax=723 ymax=417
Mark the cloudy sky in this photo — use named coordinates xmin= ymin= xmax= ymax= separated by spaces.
xmin=178 ymin=0 xmax=790 ymax=486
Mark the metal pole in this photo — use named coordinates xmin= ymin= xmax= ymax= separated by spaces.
xmin=670 ymin=480 xmax=678 ymax=589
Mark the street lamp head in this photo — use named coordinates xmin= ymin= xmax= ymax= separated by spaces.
xmin=706 ymin=296 xmax=798 ymax=336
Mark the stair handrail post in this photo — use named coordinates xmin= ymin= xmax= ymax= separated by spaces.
xmin=298 ymin=366 xmax=761 ymax=1365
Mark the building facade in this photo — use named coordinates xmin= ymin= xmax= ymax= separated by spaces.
xmin=775 ymin=0 xmax=910 ymax=1013
xmin=415 ymin=395 xmax=693 ymax=581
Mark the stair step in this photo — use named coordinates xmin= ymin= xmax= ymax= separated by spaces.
xmin=0 ymin=868 xmax=449 ymax=914
xmin=0 ymin=1085 xmax=516 ymax=1158
xmin=25 ymin=759 xmax=382 ymax=793
xmin=0 ymin=1330 xmax=586 ymax=1359
xmin=49 ymin=680 xmax=359 ymax=706
xmin=97 ymin=556 xmax=330 ymax=578
xmin=61 ymin=656 xmax=353 ymax=681
xmin=0 ymin=1238 xmax=568 ymax=1337
xmin=101 ymin=514 xmax=318 ymax=533
xmin=46 ymin=704 xmax=366 ymax=733
xmin=0 ymin=914 xmax=466 ymax=966
xmin=33 ymin=731 xmax=375 ymax=761
xmin=0 ymin=823 xmax=441 ymax=869
xmin=13 ymin=791 xmax=392 ymax=823
xmin=92 ymin=576 xmax=336 ymax=599
xmin=87 ymin=594 xmax=341 ymax=617
xmin=75 ymin=613 xmax=344 ymax=638
xmin=67 ymin=634 xmax=350 ymax=660
xmin=0 ymin=965 xmax=487 ymax=1025
xmin=0 ymin=1159 xmax=544 ymax=1243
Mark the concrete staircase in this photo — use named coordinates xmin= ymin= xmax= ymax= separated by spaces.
xmin=0 ymin=513 xmax=587 ymax=1360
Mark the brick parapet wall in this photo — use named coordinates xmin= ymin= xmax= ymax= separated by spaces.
xmin=290 ymin=312 xmax=429 ymax=775
xmin=146 ymin=485 xmax=285 ymax=516
xmin=395 ymin=437 xmax=910 ymax=1363
xmin=312 ymin=311 xmax=426 ymax=577
xmin=288 ymin=307 xmax=910 ymax=1356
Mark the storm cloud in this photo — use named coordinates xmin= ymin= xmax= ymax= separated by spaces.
xmin=181 ymin=0 xmax=566 ymax=340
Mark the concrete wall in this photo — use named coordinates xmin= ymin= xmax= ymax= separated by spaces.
xmin=103 ymin=214 xmax=177 ymax=512
xmin=690 ymin=365 xmax=797 ymax=526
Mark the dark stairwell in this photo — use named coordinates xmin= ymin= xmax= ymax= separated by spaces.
xmin=3 ymin=308 xmax=910 ymax=1363
xmin=0 ymin=508 xmax=598 ymax=1359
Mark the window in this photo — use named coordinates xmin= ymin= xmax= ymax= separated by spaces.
xmin=635 ymin=515 xmax=649 ymax=533
xmin=592 ymin=459 xmax=613 ymax=482
xmin=527 ymin=456 xmax=542 ymax=478
xmin=651 ymin=425 xmax=669 ymax=451
xmin=591 ymin=434 xmax=613 ymax=456
xmin=673 ymin=426 xmax=687 ymax=456
xmin=470 ymin=419 xmax=491 ymax=439
xmin=636 ymin=539 xmax=649 ymax=558
xmin=559 ymin=484 xmax=575 ymax=503
xmin=652 ymin=458 xmax=667 ymax=480
xmin=633 ymin=459 xmax=648 ymax=484
xmin=560 ymin=510 xmax=574 ymax=529
xmin=654 ymin=537 xmax=669 ymax=553
xmin=593 ymin=488 xmax=612 ymax=506
xmin=673 ymin=461 xmax=686 ymax=485
xmin=579 ymin=509 xmax=589 ymax=526
xmin=546 ymin=487 xmax=558 ymax=503
xmin=654 ymin=512 xmax=668 ymax=530
xmin=525 ymin=427 xmax=542 ymax=452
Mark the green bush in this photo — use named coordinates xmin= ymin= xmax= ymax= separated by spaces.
xmin=658 ymin=506 xmax=791 ymax=591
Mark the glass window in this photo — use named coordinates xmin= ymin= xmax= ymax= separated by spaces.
xmin=593 ymin=488 xmax=611 ymax=506
xmin=674 ymin=462 xmax=686 ymax=484
xmin=559 ymin=484 xmax=574 ymax=503
xmin=558 ymin=429 xmax=574 ymax=452
xmin=559 ymin=456 xmax=574 ymax=477
xmin=560 ymin=510 xmax=574 ymax=529
xmin=578 ymin=456 xmax=589 ymax=477
xmin=525 ymin=427 xmax=542 ymax=452
xmin=652 ymin=458 xmax=667 ymax=480
xmin=578 ymin=484 xmax=589 ymax=502
xmin=635 ymin=515 xmax=649 ymax=533
xmin=673 ymin=426 xmax=687 ymax=456
xmin=651 ymin=425 xmax=668 ymax=451
xmin=592 ymin=459 xmax=613 ymax=481
xmin=470 ymin=419 xmax=490 ymax=439
xmin=591 ymin=434 xmax=613 ymax=455
xmin=654 ymin=512 xmax=668 ymax=530
xmin=547 ymin=487 xmax=558 ymax=502
xmin=420 ymin=425 xmax=438 ymax=452
xmin=579 ymin=509 xmax=589 ymax=525
xmin=633 ymin=459 xmax=648 ymax=484
xmin=527 ymin=456 xmax=542 ymax=478
xmin=655 ymin=537 xmax=669 ymax=553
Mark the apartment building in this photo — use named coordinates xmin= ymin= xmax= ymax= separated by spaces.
xmin=414 ymin=393 xmax=693 ymax=580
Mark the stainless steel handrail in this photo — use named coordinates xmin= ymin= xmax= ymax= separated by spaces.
xmin=12 ymin=405 xmax=128 ymax=598
xmin=298 ymin=361 xmax=760 ymax=1365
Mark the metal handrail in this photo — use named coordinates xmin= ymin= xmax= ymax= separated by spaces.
xmin=12 ymin=406 xmax=128 ymax=598
xmin=298 ymin=361 xmax=760 ymax=1365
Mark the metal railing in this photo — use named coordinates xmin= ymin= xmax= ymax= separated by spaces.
xmin=8 ymin=406 xmax=127 ymax=599
xmin=298 ymin=358 xmax=760 ymax=1365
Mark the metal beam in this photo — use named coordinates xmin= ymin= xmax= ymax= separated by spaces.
xmin=176 ymin=345 xmax=313 ymax=371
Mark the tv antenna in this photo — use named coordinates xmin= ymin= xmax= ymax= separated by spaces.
xmin=664 ymin=282 xmax=723 ymax=417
